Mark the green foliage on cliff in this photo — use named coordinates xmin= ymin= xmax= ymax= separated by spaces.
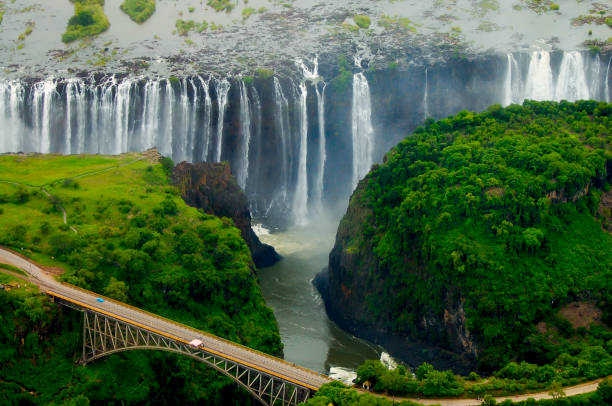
xmin=120 ymin=0 xmax=155 ymax=23
xmin=354 ymin=100 xmax=612 ymax=371
xmin=305 ymin=378 xmax=612 ymax=405
xmin=62 ymin=0 xmax=110 ymax=43
xmin=0 ymin=152 xmax=281 ymax=404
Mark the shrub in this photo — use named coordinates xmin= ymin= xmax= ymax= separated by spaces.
xmin=62 ymin=2 xmax=110 ymax=43
xmin=353 ymin=15 xmax=371 ymax=29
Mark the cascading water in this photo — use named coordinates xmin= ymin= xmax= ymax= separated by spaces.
xmin=351 ymin=72 xmax=374 ymax=190
xmin=32 ymin=79 xmax=57 ymax=153
xmin=606 ymin=57 xmax=611 ymax=103
xmin=237 ymin=80 xmax=252 ymax=190
xmin=214 ymin=78 xmax=230 ymax=162
xmin=312 ymin=82 xmax=327 ymax=214
xmin=524 ymin=50 xmax=554 ymax=101
xmin=292 ymin=81 xmax=309 ymax=225
xmin=198 ymin=77 xmax=213 ymax=162
xmin=115 ymin=80 xmax=132 ymax=155
xmin=554 ymin=51 xmax=589 ymax=102
xmin=273 ymin=77 xmax=290 ymax=203
xmin=0 ymin=50 xmax=610 ymax=226
xmin=503 ymin=53 xmax=521 ymax=106
xmin=140 ymin=80 xmax=161 ymax=152
xmin=423 ymin=68 xmax=429 ymax=119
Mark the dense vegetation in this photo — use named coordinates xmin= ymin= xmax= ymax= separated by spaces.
xmin=120 ymin=0 xmax=155 ymax=23
xmin=62 ymin=0 xmax=110 ymax=43
xmin=305 ymin=379 xmax=612 ymax=406
xmin=0 ymin=152 xmax=281 ymax=405
xmin=344 ymin=100 xmax=612 ymax=373
xmin=352 ymin=356 xmax=612 ymax=398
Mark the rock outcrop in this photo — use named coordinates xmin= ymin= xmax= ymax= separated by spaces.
xmin=315 ymin=178 xmax=477 ymax=373
xmin=173 ymin=161 xmax=280 ymax=268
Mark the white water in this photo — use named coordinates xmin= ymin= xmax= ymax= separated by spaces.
xmin=312 ymin=82 xmax=327 ymax=214
xmin=198 ymin=76 xmax=213 ymax=162
xmin=32 ymin=79 xmax=56 ymax=153
xmin=237 ymin=79 xmax=252 ymax=190
xmin=215 ymin=78 xmax=231 ymax=162
xmin=292 ymin=82 xmax=309 ymax=225
xmin=140 ymin=80 xmax=161 ymax=152
xmin=351 ymin=72 xmax=375 ymax=190
xmin=115 ymin=80 xmax=131 ymax=155
xmin=554 ymin=51 xmax=589 ymax=102
xmin=524 ymin=50 xmax=554 ymax=101
xmin=606 ymin=56 xmax=611 ymax=103
xmin=0 ymin=81 xmax=24 ymax=152
xmin=273 ymin=77 xmax=290 ymax=203
xmin=423 ymin=68 xmax=429 ymax=119
xmin=503 ymin=53 xmax=521 ymax=106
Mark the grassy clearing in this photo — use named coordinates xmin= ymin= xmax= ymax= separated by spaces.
xmin=120 ymin=0 xmax=155 ymax=23
xmin=62 ymin=0 xmax=110 ymax=43
xmin=0 ymin=154 xmax=136 ymax=186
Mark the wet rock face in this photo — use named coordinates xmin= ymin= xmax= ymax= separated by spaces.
xmin=315 ymin=179 xmax=477 ymax=373
xmin=173 ymin=161 xmax=280 ymax=268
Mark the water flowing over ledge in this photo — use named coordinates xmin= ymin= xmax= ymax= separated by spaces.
xmin=1 ymin=50 xmax=610 ymax=226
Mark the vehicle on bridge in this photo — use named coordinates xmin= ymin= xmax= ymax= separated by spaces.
xmin=189 ymin=339 xmax=203 ymax=348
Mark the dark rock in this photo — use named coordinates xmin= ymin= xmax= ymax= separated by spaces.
xmin=173 ymin=161 xmax=280 ymax=268
xmin=315 ymin=178 xmax=477 ymax=374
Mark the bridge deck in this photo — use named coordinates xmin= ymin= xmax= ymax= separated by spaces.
xmin=0 ymin=247 xmax=332 ymax=391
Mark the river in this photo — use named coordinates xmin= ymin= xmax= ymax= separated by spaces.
xmin=255 ymin=218 xmax=393 ymax=383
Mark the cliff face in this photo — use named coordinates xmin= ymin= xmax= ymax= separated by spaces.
xmin=173 ymin=161 xmax=280 ymax=268
xmin=316 ymin=102 xmax=612 ymax=373
xmin=316 ymin=178 xmax=478 ymax=373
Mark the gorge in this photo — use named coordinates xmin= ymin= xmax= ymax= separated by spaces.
xmin=2 ymin=0 xmax=612 ymax=403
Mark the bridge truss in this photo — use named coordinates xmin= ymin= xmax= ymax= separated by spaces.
xmin=56 ymin=297 xmax=314 ymax=406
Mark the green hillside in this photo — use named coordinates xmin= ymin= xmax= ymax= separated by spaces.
xmin=0 ymin=151 xmax=281 ymax=405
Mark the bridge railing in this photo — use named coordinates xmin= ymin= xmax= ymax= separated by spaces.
xmin=59 ymin=281 xmax=331 ymax=383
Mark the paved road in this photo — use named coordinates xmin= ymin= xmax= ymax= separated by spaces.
xmin=0 ymin=247 xmax=332 ymax=391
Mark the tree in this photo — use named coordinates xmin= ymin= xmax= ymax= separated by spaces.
xmin=103 ymin=277 xmax=128 ymax=302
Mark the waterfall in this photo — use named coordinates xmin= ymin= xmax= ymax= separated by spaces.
xmin=589 ymin=54 xmax=601 ymax=100
xmin=423 ymin=68 xmax=429 ymax=119
xmin=214 ymin=78 xmax=230 ymax=162
xmin=524 ymin=50 xmax=554 ymax=101
xmin=351 ymin=72 xmax=374 ymax=190
xmin=179 ymin=79 xmax=191 ymax=162
xmin=606 ymin=56 xmax=611 ymax=103
xmin=32 ymin=79 xmax=57 ymax=153
xmin=554 ymin=51 xmax=589 ymax=102
xmin=115 ymin=80 xmax=132 ymax=154
xmin=141 ymin=80 xmax=161 ymax=152
xmin=237 ymin=80 xmax=252 ymax=190
xmin=0 ymin=81 xmax=24 ymax=152
xmin=160 ymin=79 xmax=174 ymax=157
xmin=503 ymin=54 xmax=521 ymax=106
xmin=274 ymin=77 xmax=290 ymax=202
xmin=312 ymin=82 xmax=327 ymax=213
xmin=197 ymin=76 xmax=213 ymax=162
xmin=293 ymin=82 xmax=309 ymax=224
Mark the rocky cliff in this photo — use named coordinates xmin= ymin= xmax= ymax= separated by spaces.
xmin=315 ymin=178 xmax=478 ymax=373
xmin=173 ymin=161 xmax=280 ymax=268
xmin=316 ymin=101 xmax=612 ymax=373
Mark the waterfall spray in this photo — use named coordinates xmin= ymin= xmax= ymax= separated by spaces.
xmin=215 ymin=78 xmax=230 ymax=162
xmin=606 ymin=56 xmax=611 ymax=103
xmin=313 ymin=82 xmax=327 ymax=213
xmin=237 ymin=79 xmax=252 ymax=190
xmin=524 ymin=50 xmax=553 ymax=101
xmin=554 ymin=51 xmax=589 ymax=102
xmin=198 ymin=76 xmax=213 ymax=162
xmin=503 ymin=54 xmax=521 ymax=106
xmin=351 ymin=72 xmax=374 ymax=190
xmin=423 ymin=68 xmax=429 ymax=119
xmin=293 ymin=81 xmax=309 ymax=224
xmin=274 ymin=77 xmax=290 ymax=202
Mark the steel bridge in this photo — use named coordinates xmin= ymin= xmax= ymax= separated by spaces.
xmin=0 ymin=247 xmax=333 ymax=406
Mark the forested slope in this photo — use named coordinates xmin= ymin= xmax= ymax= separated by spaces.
xmin=0 ymin=151 xmax=281 ymax=405
xmin=320 ymin=100 xmax=612 ymax=373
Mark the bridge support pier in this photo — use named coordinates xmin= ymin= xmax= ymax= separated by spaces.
xmin=80 ymin=310 xmax=313 ymax=406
